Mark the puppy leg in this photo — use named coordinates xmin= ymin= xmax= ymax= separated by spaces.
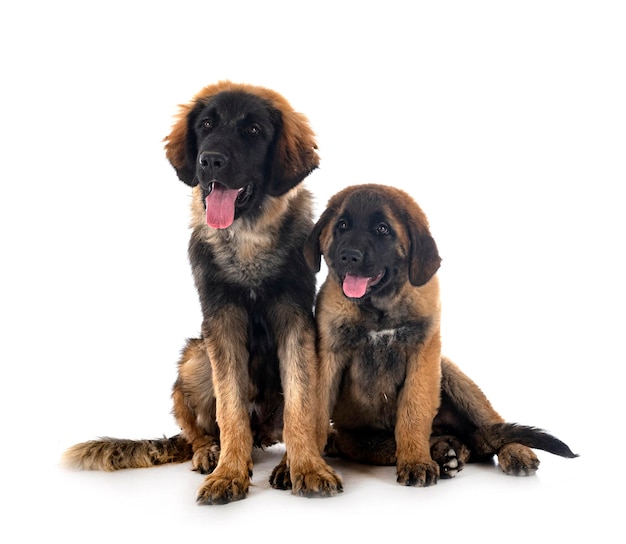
xmin=440 ymin=356 xmax=506 ymax=426
xmin=193 ymin=308 xmax=254 ymax=505
xmin=440 ymin=357 xmax=543 ymax=475
xmin=395 ymin=334 xmax=442 ymax=487
xmin=172 ymin=338 xmax=220 ymax=474
xmin=272 ymin=308 xmax=342 ymax=497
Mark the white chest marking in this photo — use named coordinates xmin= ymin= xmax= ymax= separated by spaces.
xmin=368 ymin=329 xmax=398 ymax=342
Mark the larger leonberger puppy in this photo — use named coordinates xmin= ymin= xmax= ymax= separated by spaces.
xmin=64 ymin=81 xmax=341 ymax=504
xmin=304 ymin=183 xmax=577 ymax=487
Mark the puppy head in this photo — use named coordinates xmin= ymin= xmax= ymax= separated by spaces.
xmin=163 ymin=81 xmax=320 ymax=227
xmin=304 ymin=184 xmax=441 ymax=299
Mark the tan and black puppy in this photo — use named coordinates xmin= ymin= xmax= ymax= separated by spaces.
xmin=304 ymin=183 xmax=577 ymax=487
xmin=64 ymin=81 xmax=342 ymax=504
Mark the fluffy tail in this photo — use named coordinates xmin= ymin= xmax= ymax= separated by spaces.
xmin=63 ymin=434 xmax=193 ymax=471
xmin=471 ymin=423 xmax=579 ymax=459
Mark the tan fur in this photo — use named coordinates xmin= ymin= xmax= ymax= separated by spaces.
xmin=439 ymin=356 xmax=505 ymax=426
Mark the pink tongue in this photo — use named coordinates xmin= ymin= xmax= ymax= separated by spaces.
xmin=205 ymin=185 xmax=240 ymax=229
xmin=343 ymin=274 xmax=370 ymax=298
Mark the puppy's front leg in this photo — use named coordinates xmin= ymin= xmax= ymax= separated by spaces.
xmin=273 ymin=306 xmax=342 ymax=497
xmin=196 ymin=306 xmax=253 ymax=504
xmin=395 ymin=331 xmax=442 ymax=486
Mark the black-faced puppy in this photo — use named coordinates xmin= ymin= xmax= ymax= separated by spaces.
xmin=306 ymin=183 xmax=445 ymax=486
xmin=64 ymin=81 xmax=342 ymax=504
xmin=304 ymin=183 xmax=577 ymax=486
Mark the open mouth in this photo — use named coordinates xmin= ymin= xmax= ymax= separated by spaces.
xmin=204 ymin=181 xmax=254 ymax=229
xmin=342 ymin=269 xmax=385 ymax=299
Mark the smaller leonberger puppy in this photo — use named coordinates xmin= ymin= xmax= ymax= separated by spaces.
xmin=304 ymin=183 xmax=577 ymax=486
xmin=64 ymin=81 xmax=341 ymax=504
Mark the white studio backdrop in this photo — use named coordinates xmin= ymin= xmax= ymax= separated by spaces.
xmin=0 ymin=1 xmax=624 ymax=542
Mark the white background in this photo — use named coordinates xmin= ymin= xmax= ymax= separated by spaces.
xmin=1 ymin=1 xmax=624 ymax=541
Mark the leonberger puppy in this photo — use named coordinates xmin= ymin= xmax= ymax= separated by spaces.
xmin=304 ymin=183 xmax=577 ymax=487
xmin=64 ymin=81 xmax=342 ymax=504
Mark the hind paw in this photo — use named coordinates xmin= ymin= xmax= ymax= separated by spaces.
xmin=430 ymin=436 xmax=470 ymax=478
xmin=498 ymin=443 xmax=540 ymax=476
xmin=191 ymin=441 xmax=220 ymax=474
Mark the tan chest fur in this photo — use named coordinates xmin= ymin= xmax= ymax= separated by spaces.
xmin=189 ymin=185 xmax=302 ymax=287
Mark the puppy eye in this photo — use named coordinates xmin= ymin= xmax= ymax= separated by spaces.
xmin=337 ymin=219 xmax=349 ymax=230
xmin=376 ymin=223 xmax=390 ymax=235
xmin=247 ymin=124 xmax=261 ymax=136
xmin=201 ymin=118 xmax=214 ymax=130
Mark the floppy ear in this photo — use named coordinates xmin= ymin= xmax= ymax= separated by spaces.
xmin=163 ymin=101 xmax=203 ymax=186
xmin=164 ymin=81 xmax=242 ymax=186
xmin=266 ymin=108 xmax=320 ymax=196
xmin=303 ymin=205 xmax=336 ymax=272
xmin=407 ymin=216 xmax=442 ymax=287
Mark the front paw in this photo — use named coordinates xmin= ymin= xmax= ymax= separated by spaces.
xmin=196 ymin=470 xmax=250 ymax=505
xmin=291 ymin=461 xmax=343 ymax=498
xmin=396 ymin=460 xmax=440 ymax=487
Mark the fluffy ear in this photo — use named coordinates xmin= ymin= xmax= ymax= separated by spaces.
xmin=163 ymin=101 xmax=204 ymax=186
xmin=407 ymin=216 xmax=442 ymax=287
xmin=266 ymin=108 xmax=320 ymax=197
xmin=164 ymin=81 xmax=237 ymax=186
xmin=303 ymin=205 xmax=336 ymax=272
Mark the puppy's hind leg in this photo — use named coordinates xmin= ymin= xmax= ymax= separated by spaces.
xmin=172 ymin=338 xmax=221 ymax=475
xmin=472 ymin=423 xmax=577 ymax=476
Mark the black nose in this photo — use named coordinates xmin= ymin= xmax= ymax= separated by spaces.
xmin=339 ymin=248 xmax=363 ymax=264
xmin=198 ymin=151 xmax=228 ymax=170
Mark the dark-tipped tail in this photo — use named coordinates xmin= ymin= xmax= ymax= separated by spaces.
xmin=471 ymin=423 xmax=579 ymax=459
xmin=62 ymin=434 xmax=193 ymax=471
